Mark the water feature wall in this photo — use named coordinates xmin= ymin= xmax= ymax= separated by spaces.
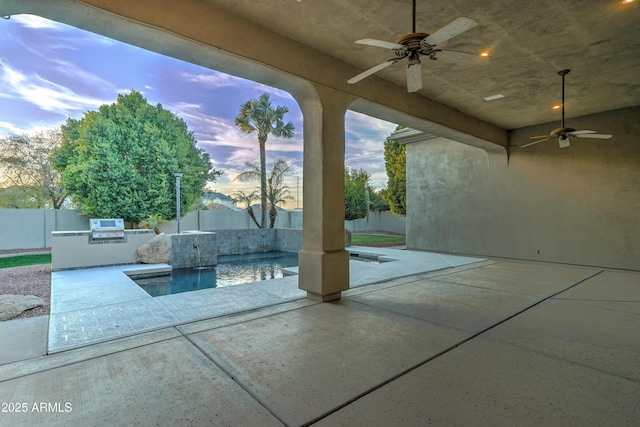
xmin=51 ymin=228 xmax=301 ymax=270
xmin=274 ymin=228 xmax=303 ymax=253
xmin=169 ymin=231 xmax=217 ymax=268
xmin=215 ymin=229 xmax=302 ymax=255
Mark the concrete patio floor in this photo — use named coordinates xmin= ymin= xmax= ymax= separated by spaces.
xmin=46 ymin=247 xmax=483 ymax=353
xmin=0 ymin=253 xmax=638 ymax=426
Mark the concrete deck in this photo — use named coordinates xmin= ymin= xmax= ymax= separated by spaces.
xmin=0 ymin=252 xmax=638 ymax=425
xmin=47 ymin=247 xmax=483 ymax=353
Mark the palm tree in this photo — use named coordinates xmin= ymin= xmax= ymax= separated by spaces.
xmin=234 ymin=159 xmax=294 ymax=228
xmin=265 ymin=159 xmax=294 ymax=228
xmin=232 ymin=190 xmax=261 ymax=228
xmin=235 ymin=93 xmax=295 ymax=228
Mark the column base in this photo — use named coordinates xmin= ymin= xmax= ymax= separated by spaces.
xmin=298 ymin=249 xmax=349 ymax=300
xmin=305 ymin=291 xmax=342 ymax=302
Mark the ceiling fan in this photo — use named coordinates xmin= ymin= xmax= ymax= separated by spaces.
xmin=347 ymin=0 xmax=486 ymax=93
xmin=522 ymin=69 xmax=613 ymax=149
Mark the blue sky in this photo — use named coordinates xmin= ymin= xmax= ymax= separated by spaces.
xmin=0 ymin=14 xmax=397 ymax=203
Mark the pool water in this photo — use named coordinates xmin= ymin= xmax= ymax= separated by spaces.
xmin=134 ymin=251 xmax=299 ymax=297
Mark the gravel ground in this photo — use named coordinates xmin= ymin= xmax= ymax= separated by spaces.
xmin=0 ymin=264 xmax=51 ymax=320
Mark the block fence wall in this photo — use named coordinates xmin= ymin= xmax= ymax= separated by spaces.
xmin=0 ymin=208 xmax=404 ymax=251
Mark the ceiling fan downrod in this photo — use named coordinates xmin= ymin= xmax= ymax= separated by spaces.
xmin=412 ymin=0 xmax=416 ymax=33
xmin=558 ymin=69 xmax=570 ymax=128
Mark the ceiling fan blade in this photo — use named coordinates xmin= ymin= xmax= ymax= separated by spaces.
xmin=529 ymin=135 xmax=550 ymax=139
xmin=570 ymin=130 xmax=596 ymax=135
xmin=406 ymin=62 xmax=422 ymax=93
xmin=571 ymin=133 xmax=613 ymax=139
xmin=423 ymin=17 xmax=478 ymax=46
xmin=521 ymin=137 xmax=552 ymax=148
xmin=434 ymin=50 xmax=486 ymax=65
xmin=355 ymin=38 xmax=404 ymax=50
xmin=347 ymin=59 xmax=399 ymax=84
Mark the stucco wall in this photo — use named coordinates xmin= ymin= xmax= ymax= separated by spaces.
xmin=406 ymin=107 xmax=639 ymax=270
xmin=345 ymin=211 xmax=406 ymax=235
xmin=51 ymin=229 xmax=155 ymax=270
xmin=0 ymin=209 xmax=87 ymax=250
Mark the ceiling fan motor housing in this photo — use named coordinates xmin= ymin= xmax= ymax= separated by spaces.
xmin=395 ymin=32 xmax=429 ymax=48
xmin=551 ymin=127 xmax=576 ymax=136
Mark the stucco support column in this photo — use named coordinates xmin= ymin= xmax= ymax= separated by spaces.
xmin=297 ymin=86 xmax=355 ymax=302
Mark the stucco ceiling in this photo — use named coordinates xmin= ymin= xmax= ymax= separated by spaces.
xmin=204 ymin=0 xmax=640 ymax=130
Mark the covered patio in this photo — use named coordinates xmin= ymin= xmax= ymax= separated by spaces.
xmin=0 ymin=0 xmax=638 ymax=425
xmin=1 ymin=258 xmax=638 ymax=425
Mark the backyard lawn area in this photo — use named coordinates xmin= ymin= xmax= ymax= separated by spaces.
xmin=351 ymin=233 xmax=405 ymax=247
xmin=0 ymin=254 xmax=52 ymax=269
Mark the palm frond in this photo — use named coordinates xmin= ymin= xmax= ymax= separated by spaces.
xmin=233 ymin=161 xmax=261 ymax=182
xmin=232 ymin=190 xmax=259 ymax=206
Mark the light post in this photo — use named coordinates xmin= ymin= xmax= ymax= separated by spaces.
xmin=174 ymin=173 xmax=183 ymax=234
xmin=296 ymin=176 xmax=300 ymax=209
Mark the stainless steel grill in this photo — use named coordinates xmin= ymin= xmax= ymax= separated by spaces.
xmin=89 ymin=218 xmax=125 ymax=242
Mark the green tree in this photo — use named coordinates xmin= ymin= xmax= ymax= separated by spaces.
xmin=0 ymin=130 xmax=67 ymax=209
xmin=52 ymin=91 xmax=221 ymax=223
xmin=235 ymin=93 xmax=295 ymax=228
xmin=234 ymin=158 xmax=294 ymax=228
xmin=344 ymin=167 xmax=369 ymax=220
xmin=382 ymin=125 xmax=406 ymax=216
xmin=369 ymin=189 xmax=389 ymax=212
xmin=232 ymin=190 xmax=260 ymax=228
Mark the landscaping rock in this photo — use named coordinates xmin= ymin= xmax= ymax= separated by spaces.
xmin=137 ymin=233 xmax=172 ymax=264
xmin=0 ymin=295 xmax=44 ymax=321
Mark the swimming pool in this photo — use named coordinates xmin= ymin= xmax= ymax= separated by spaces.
xmin=134 ymin=251 xmax=299 ymax=297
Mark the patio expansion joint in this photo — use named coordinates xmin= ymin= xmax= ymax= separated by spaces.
xmin=176 ymin=299 xmax=322 ymax=335
xmin=549 ymin=295 xmax=640 ymax=318
xmin=344 ymin=260 xmax=498 ymax=298
xmin=310 ymin=268 xmax=608 ymax=425
xmin=0 ymin=327 xmax=185 ymax=384
xmin=49 ymin=295 xmax=154 ymax=315
xmin=481 ymin=334 xmax=640 ymax=384
xmin=179 ymin=331 xmax=290 ymax=426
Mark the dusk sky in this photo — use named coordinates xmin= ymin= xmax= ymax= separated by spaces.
xmin=0 ymin=14 xmax=398 ymax=207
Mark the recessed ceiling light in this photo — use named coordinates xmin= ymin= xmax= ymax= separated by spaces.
xmin=483 ymin=94 xmax=504 ymax=101
xmin=552 ymin=104 xmax=562 ymax=110
xmin=622 ymin=0 xmax=634 ymax=4
xmin=480 ymin=51 xmax=490 ymax=57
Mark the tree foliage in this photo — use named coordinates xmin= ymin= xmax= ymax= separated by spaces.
xmin=381 ymin=125 xmax=406 ymax=216
xmin=232 ymin=190 xmax=260 ymax=228
xmin=234 ymin=158 xmax=293 ymax=228
xmin=344 ymin=168 xmax=369 ymax=220
xmin=235 ymin=93 xmax=295 ymax=228
xmin=369 ymin=189 xmax=389 ymax=212
xmin=0 ymin=130 xmax=67 ymax=209
xmin=52 ymin=91 xmax=220 ymax=223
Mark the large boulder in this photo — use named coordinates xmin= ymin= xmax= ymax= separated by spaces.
xmin=0 ymin=295 xmax=44 ymax=321
xmin=137 ymin=233 xmax=172 ymax=264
